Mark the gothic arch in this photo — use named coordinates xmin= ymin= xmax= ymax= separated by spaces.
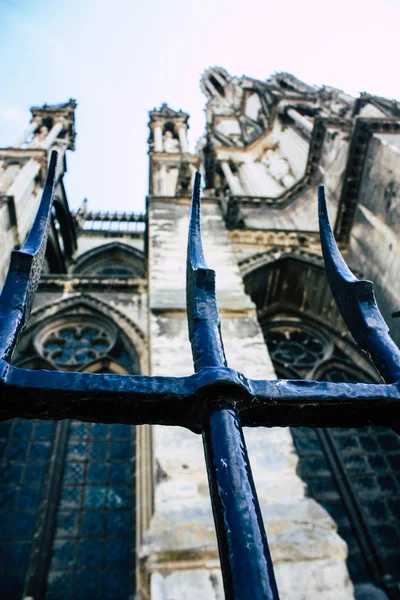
xmin=200 ymin=67 xmax=232 ymax=99
xmin=13 ymin=293 xmax=147 ymax=375
xmin=244 ymin=251 xmax=345 ymax=331
xmin=239 ymin=245 xmax=324 ymax=278
xmin=243 ymin=250 xmax=378 ymax=376
xmin=73 ymin=242 xmax=145 ymax=278
xmin=243 ymin=251 xmax=399 ymax=596
xmin=6 ymin=293 xmax=146 ymax=598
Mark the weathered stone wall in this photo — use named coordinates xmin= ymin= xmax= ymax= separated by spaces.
xmin=0 ymin=179 xmax=45 ymax=288
xmin=348 ymin=133 xmax=400 ymax=345
xmin=227 ymin=129 xmax=348 ymax=234
xmin=29 ymin=229 xmax=148 ymax=364
xmin=144 ymin=195 xmax=354 ymax=599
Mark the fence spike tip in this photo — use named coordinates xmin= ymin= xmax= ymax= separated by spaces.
xmin=318 ymin=184 xmax=400 ymax=382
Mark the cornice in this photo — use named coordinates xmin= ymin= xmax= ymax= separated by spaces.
xmin=0 ymin=148 xmax=47 ymax=160
xmin=229 ymin=228 xmax=321 ymax=248
xmin=235 ymin=230 xmax=323 ymax=277
xmin=334 ymin=117 xmax=400 ymax=247
xmin=38 ymin=275 xmax=147 ymax=294
xmin=149 ymin=152 xmax=200 ymax=165
xmin=78 ymin=230 xmax=145 ymax=239
xmin=221 ymin=116 xmax=351 ymax=228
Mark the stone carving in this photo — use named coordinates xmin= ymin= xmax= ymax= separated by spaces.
xmin=35 ymin=316 xmax=115 ymax=368
xmin=163 ymin=130 xmax=180 ymax=153
xmin=29 ymin=125 xmax=49 ymax=148
xmin=261 ymin=148 xmax=295 ymax=188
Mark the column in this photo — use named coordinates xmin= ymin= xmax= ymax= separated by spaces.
xmin=220 ymin=160 xmax=243 ymax=195
xmin=12 ymin=118 xmax=41 ymax=148
xmin=241 ymin=161 xmax=262 ymax=195
xmin=143 ymin=197 xmax=354 ymax=600
xmin=153 ymin=124 xmax=163 ymax=152
xmin=177 ymin=125 xmax=189 ymax=153
xmin=41 ymin=120 xmax=65 ymax=150
xmin=287 ymin=108 xmax=313 ymax=136
xmin=7 ymin=159 xmax=41 ymax=200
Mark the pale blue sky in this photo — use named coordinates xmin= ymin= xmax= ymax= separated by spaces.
xmin=0 ymin=0 xmax=398 ymax=212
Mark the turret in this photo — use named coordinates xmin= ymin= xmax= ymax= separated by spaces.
xmin=148 ymin=104 xmax=198 ymax=197
xmin=0 ymin=100 xmax=77 ymax=283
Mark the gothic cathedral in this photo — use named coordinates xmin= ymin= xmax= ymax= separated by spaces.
xmin=0 ymin=68 xmax=399 ymax=599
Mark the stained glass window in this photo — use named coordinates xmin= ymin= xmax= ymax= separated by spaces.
xmin=36 ymin=319 xmax=115 ymax=369
xmin=0 ymin=419 xmax=56 ymax=598
xmin=1 ymin=313 xmax=139 ymax=599
xmin=264 ymin=318 xmax=400 ymax=592
xmin=45 ymin=422 xmax=136 ymax=600
xmin=264 ymin=323 xmax=328 ymax=374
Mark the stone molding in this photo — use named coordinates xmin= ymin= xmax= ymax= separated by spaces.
xmin=27 ymin=292 xmax=147 ymax=344
xmin=334 ymin=117 xmax=400 ymax=247
xmin=38 ymin=275 xmax=147 ymax=294
xmin=220 ymin=116 xmax=351 ymax=227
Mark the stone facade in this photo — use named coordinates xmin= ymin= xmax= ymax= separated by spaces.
xmin=0 ymin=69 xmax=399 ymax=599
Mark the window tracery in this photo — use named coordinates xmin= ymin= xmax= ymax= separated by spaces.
xmin=265 ymin=324 xmax=327 ymax=372
xmin=35 ymin=318 xmax=115 ymax=369
xmin=264 ymin=320 xmax=375 ymax=383
xmin=263 ymin=316 xmax=399 ymax=593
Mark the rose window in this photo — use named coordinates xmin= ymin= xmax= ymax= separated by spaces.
xmin=36 ymin=318 xmax=115 ymax=368
xmin=264 ymin=324 xmax=327 ymax=369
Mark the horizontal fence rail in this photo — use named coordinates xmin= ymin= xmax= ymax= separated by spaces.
xmin=0 ymin=150 xmax=399 ymax=599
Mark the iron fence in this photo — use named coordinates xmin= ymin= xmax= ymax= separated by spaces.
xmin=0 ymin=150 xmax=399 ymax=599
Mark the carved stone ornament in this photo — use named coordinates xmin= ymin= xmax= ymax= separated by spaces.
xmin=34 ymin=315 xmax=116 ymax=368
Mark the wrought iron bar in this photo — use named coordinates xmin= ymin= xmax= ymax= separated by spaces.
xmin=187 ymin=172 xmax=279 ymax=599
xmin=0 ymin=362 xmax=398 ymax=429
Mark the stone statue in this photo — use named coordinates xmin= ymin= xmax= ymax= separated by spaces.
xmin=261 ymin=148 xmax=295 ymax=188
xmin=29 ymin=125 xmax=49 ymax=148
xmin=163 ymin=130 xmax=180 ymax=153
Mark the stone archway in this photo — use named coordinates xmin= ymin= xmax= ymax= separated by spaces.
xmin=243 ymin=254 xmax=399 ymax=598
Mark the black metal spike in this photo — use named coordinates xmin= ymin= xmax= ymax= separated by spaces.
xmin=318 ymin=184 xmax=400 ymax=383
xmin=186 ymin=172 xmax=280 ymax=599
xmin=0 ymin=150 xmax=58 ymax=361
xmin=186 ymin=171 xmax=227 ymax=371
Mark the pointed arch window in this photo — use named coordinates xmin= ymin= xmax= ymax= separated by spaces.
xmin=243 ymin=253 xmax=400 ymax=596
xmin=263 ymin=317 xmax=400 ymax=594
xmin=0 ymin=306 xmax=145 ymax=598
xmin=209 ymin=75 xmax=225 ymax=97
xmin=73 ymin=244 xmax=145 ymax=279
xmin=263 ymin=320 xmax=374 ymax=382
